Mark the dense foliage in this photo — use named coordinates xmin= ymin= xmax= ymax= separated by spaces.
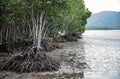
xmin=0 ymin=0 xmax=91 ymax=73
xmin=0 ymin=0 xmax=91 ymax=43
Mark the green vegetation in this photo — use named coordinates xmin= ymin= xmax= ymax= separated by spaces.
xmin=0 ymin=0 xmax=91 ymax=72
xmin=0 ymin=0 xmax=91 ymax=43
xmin=86 ymin=26 xmax=120 ymax=30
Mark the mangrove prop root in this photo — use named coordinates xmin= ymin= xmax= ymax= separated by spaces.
xmin=41 ymin=39 xmax=55 ymax=52
xmin=0 ymin=43 xmax=13 ymax=53
xmin=61 ymin=34 xmax=77 ymax=42
xmin=0 ymin=46 xmax=60 ymax=73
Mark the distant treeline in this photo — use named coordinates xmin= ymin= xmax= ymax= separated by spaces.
xmin=86 ymin=26 xmax=120 ymax=30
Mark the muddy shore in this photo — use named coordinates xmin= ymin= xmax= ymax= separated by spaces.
xmin=0 ymin=39 xmax=86 ymax=79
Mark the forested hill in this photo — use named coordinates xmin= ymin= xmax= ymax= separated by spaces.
xmin=86 ymin=11 xmax=120 ymax=30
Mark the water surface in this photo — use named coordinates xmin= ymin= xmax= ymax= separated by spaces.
xmin=83 ymin=30 xmax=120 ymax=79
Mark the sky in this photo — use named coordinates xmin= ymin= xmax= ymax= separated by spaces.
xmin=84 ymin=0 xmax=120 ymax=13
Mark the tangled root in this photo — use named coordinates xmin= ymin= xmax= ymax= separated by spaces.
xmin=61 ymin=34 xmax=77 ymax=42
xmin=41 ymin=39 xmax=55 ymax=52
xmin=50 ymin=43 xmax=64 ymax=49
xmin=53 ymin=37 xmax=66 ymax=43
xmin=0 ymin=43 xmax=13 ymax=53
xmin=71 ymin=33 xmax=82 ymax=39
xmin=0 ymin=46 xmax=60 ymax=73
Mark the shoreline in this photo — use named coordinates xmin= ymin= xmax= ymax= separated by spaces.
xmin=0 ymin=38 xmax=85 ymax=79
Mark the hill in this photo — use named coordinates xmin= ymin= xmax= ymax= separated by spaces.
xmin=86 ymin=11 xmax=120 ymax=30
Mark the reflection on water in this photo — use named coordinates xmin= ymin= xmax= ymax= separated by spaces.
xmin=83 ymin=30 xmax=120 ymax=79
xmin=0 ymin=30 xmax=120 ymax=79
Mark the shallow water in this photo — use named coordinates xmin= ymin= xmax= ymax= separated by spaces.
xmin=0 ymin=30 xmax=120 ymax=79
xmin=83 ymin=30 xmax=120 ymax=79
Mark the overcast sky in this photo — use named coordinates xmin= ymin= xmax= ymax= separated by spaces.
xmin=84 ymin=0 xmax=120 ymax=13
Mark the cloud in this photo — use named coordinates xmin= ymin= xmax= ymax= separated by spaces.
xmin=84 ymin=0 xmax=120 ymax=13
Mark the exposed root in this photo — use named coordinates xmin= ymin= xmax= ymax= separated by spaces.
xmin=52 ymin=34 xmax=79 ymax=43
xmin=0 ymin=43 xmax=13 ymax=54
xmin=52 ymin=37 xmax=66 ymax=43
xmin=50 ymin=43 xmax=64 ymax=49
xmin=71 ymin=33 xmax=82 ymax=39
xmin=41 ymin=39 xmax=55 ymax=52
xmin=0 ymin=46 xmax=60 ymax=73
xmin=61 ymin=34 xmax=77 ymax=42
